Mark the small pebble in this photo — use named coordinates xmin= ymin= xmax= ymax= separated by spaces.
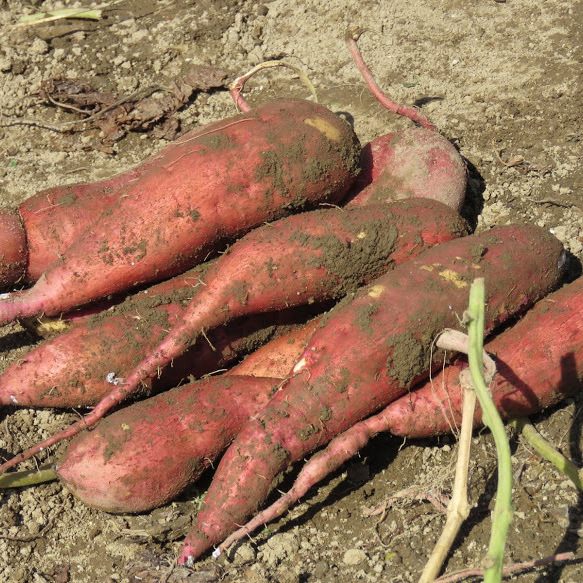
xmin=343 ymin=548 xmax=367 ymax=565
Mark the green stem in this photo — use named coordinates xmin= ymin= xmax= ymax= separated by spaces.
xmin=0 ymin=466 xmax=57 ymax=488
xmin=18 ymin=8 xmax=103 ymax=23
xmin=466 ymin=278 xmax=513 ymax=583
xmin=511 ymin=417 xmax=583 ymax=491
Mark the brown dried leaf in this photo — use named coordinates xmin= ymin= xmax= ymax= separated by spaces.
xmin=38 ymin=65 xmax=231 ymax=147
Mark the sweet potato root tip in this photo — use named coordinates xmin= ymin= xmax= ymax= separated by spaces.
xmin=0 ymin=208 xmax=28 ymax=287
xmin=178 ymin=224 xmax=564 ymax=562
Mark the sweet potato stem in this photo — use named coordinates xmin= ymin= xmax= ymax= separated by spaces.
xmin=511 ymin=417 xmax=583 ymax=491
xmin=230 ymin=61 xmax=318 ymax=112
xmin=0 ymin=465 xmax=56 ymax=488
xmin=345 ymin=28 xmax=437 ymax=132
xmin=466 ymin=278 xmax=513 ymax=583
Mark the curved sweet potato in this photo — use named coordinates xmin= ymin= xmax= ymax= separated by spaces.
xmin=53 ymin=316 xmax=322 ymax=513
xmin=0 ymin=260 xmax=321 ymax=409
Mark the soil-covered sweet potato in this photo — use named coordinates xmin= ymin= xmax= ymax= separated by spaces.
xmin=178 ymin=224 xmax=565 ymax=563
xmin=0 ymin=99 xmax=361 ymax=324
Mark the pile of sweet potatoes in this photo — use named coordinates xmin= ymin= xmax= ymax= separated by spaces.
xmin=0 ymin=48 xmax=580 ymax=571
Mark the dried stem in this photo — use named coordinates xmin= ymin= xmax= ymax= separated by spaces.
xmin=230 ymin=61 xmax=318 ymax=112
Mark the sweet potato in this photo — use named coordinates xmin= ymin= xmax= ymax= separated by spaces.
xmin=177 ymin=224 xmax=565 ymax=563
xmin=342 ymin=31 xmax=467 ymax=212
xmin=0 ymin=198 xmax=470 ymax=474
xmin=56 ymin=376 xmax=280 ymax=513
xmin=229 ymin=315 xmax=322 ymax=379
xmin=384 ymin=275 xmax=583 ymax=437
xmin=218 ymin=275 xmax=583 ymax=549
xmin=0 ymin=130 xmax=401 ymax=293
xmin=0 ymin=167 xmax=143 ymax=289
xmin=53 ymin=316 xmax=321 ymax=513
xmin=0 ymin=258 xmax=322 ymax=409
xmin=344 ymin=129 xmax=467 ymax=211
xmin=0 ymin=99 xmax=361 ymax=324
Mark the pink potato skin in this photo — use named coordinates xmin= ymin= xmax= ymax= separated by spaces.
xmin=385 ymin=275 xmax=583 ymax=438
xmin=344 ymin=128 xmax=467 ymax=211
xmin=178 ymin=224 xmax=564 ymax=563
xmin=230 ymin=315 xmax=322 ymax=379
xmin=0 ymin=153 xmax=167 ymax=288
xmin=0 ymin=99 xmax=361 ymax=324
xmin=56 ymin=376 xmax=280 ymax=513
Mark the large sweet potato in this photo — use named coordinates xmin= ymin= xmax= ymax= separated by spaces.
xmin=178 ymin=224 xmax=565 ymax=563
xmin=0 ymin=99 xmax=360 ymax=324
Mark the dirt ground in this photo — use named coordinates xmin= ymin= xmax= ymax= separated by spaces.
xmin=0 ymin=0 xmax=582 ymax=581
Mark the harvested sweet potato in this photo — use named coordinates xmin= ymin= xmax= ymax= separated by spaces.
xmin=178 ymin=224 xmax=565 ymax=562
xmin=0 ymin=99 xmax=361 ymax=324
xmin=56 ymin=376 xmax=280 ymax=513
xmin=0 ymin=198 xmax=470 ymax=475
xmin=0 ymin=259 xmax=322 ymax=409
xmin=345 ymin=129 xmax=467 ymax=211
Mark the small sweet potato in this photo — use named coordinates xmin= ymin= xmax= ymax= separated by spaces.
xmin=344 ymin=129 xmax=467 ymax=211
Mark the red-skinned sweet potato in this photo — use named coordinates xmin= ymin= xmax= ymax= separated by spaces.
xmin=342 ymin=31 xmax=467 ymax=212
xmin=216 ymin=275 xmax=583 ymax=551
xmin=0 ymin=257 xmax=324 ymax=409
xmin=0 ymin=99 xmax=361 ymax=324
xmin=53 ymin=314 xmax=322 ymax=513
xmin=230 ymin=315 xmax=322 ymax=378
xmin=345 ymin=129 xmax=467 ymax=211
xmin=56 ymin=376 xmax=280 ymax=513
xmin=177 ymin=224 xmax=565 ymax=563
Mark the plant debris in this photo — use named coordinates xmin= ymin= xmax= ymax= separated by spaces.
xmin=38 ymin=64 xmax=231 ymax=149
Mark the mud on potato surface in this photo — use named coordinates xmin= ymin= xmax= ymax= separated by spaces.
xmin=0 ymin=0 xmax=582 ymax=581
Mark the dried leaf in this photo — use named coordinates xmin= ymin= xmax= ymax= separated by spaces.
xmin=38 ymin=65 xmax=231 ymax=149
